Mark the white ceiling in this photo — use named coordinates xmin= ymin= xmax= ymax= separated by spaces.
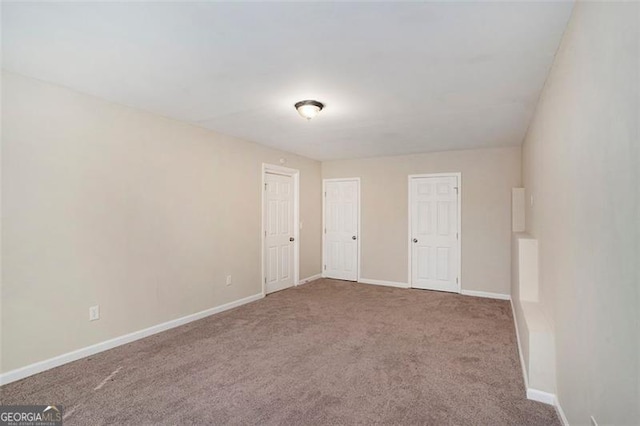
xmin=2 ymin=1 xmax=573 ymax=161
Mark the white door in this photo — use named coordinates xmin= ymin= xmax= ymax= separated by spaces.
xmin=324 ymin=179 xmax=359 ymax=281
xmin=264 ymin=172 xmax=295 ymax=294
xmin=410 ymin=175 xmax=460 ymax=292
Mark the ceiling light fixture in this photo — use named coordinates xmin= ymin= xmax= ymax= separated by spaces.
xmin=295 ymin=100 xmax=324 ymax=120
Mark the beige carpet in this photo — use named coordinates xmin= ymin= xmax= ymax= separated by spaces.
xmin=1 ymin=279 xmax=559 ymax=425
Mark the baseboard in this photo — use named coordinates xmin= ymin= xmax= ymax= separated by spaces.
xmin=510 ymin=299 xmax=530 ymax=389
xmin=298 ymin=273 xmax=322 ymax=285
xmin=526 ymin=388 xmax=556 ymax=405
xmin=358 ymin=278 xmax=410 ymax=289
xmin=511 ymin=300 xmax=559 ymax=409
xmin=460 ymin=289 xmax=510 ymax=300
xmin=0 ymin=292 xmax=264 ymax=386
xmin=554 ymin=396 xmax=569 ymax=426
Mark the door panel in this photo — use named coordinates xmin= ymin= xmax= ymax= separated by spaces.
xmin=410 ymin=176 xmax=459 ymax=292
xmin=324 ymin=180 xmax=359 ymax=281
xmin=265 ymin=172 xmax=295 ymax=294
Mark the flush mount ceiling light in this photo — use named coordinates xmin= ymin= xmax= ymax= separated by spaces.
xmin=294 ymin=100 xmax=324 ymax=120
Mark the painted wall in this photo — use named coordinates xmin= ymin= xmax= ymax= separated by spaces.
xmin=322 ymin=146 xmax=521 ymax=295
xmin=1 ymin=72 xmax=322 ymax=373
xmin=521 ymin=2 xmax=639 ymax=424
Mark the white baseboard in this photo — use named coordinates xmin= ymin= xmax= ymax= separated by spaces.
xmin=510 ymin=299 xmax=530 ymax=389
xmin=0 ymin=292 xmax=264 ymax=386
xmin=511 ymin=300 xmax=559 ymax=409
xmin=527 ymin=388 xmax=556 ymax=405
xmin=298 ymin=273 xmax=322 ymax=285
xmin=358 ymin=278 xmax=410 ymax=289
xmin=554 ymin=396 xmax=569 ymax=426
xmin=460 ymin=289 xmax=510 ymax=300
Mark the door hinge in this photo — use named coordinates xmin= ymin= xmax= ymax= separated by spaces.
xmin=264 ymin=183 xmax=267 ymax=190
xmin=454 ymin=186 xmax=459 ymax=193
xmin=456 ymin=232 xmax=459 ymax=240
xmin=456 ymin=277 xmax=459 ymax=284
xmin=324 ymin=265 xmax=327 ymax=270
xmin=264 ymin=277 xmax=267 ymax=284
xmin=324 ymin=228 xmax=327 ymax=234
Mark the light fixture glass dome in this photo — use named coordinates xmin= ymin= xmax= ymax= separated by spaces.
xmin=295 ymin=100 xmax=324 ymax=120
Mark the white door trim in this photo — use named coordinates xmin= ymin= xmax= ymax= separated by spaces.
xmin=407 ymin=173 xmax=462 ymax=292
xmin=322 ymin=178 xmax=361 ymax=281
xmin=261 ymin=163 xmax=300 ymax=295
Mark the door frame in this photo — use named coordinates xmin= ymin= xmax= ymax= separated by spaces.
xmin=322 ymin=178 xmax=361 ymax=282
xmin=407 ymin=173 xmax=462 ymax=293
xmin=261 ymin=163 xmax=300 ymax=296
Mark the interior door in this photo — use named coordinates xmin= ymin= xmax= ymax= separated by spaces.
xmin=324 ymin=179 xmax=359 ymax=281
xmin=264 ymin=172 xmax=295 ymax=294
xmin=410 ymin=176 xmax=459 ymax=292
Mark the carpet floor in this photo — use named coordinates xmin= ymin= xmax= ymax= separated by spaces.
xmin=1 ymin=279 xmax=559 ymax=425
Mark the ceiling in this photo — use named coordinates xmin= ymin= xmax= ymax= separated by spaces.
xmin=2 ymin=1 xmax=573 ymax=161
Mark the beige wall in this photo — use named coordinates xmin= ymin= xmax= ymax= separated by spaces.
xmin=522 ymin=2 xmax=639 ymax=424
xmin=322 ymin=146 xmax=521 ymax=294
xmin=1 ymin=72 xmax=322 ymax=373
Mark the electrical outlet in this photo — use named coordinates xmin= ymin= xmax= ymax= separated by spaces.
xmin=89 ymin=305 xmax=100 ymax=321
xmin=226 ymin=275 xmax=232 ymax=286
xmin=590 ymin=416 xmax=598 ymax=426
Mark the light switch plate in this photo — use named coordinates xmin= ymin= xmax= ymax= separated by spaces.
xmin=89 ymin=305 xmax=100 ymax=321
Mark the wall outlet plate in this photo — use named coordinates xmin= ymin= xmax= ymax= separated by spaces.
xmin=226 ymin=275 xmax=232 ymax=286
xmin=590 ymin=416 xmax=598 ymax=426
xmin=89 ymin=305 xmax=100 ymax=321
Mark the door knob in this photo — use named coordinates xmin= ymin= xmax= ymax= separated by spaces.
xmin=352 ymin=236 xmax=357 ymax=240
xmin=289 ymin=237 xmax=295 ymax=242
xmin=413 ymin=238 xmax=418 ymax=243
